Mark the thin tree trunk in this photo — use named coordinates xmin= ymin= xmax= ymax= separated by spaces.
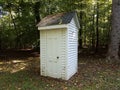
xmin=107 ymin=0 xmax=120 ymax=62
xmin=0 ymin=31 xmax=1 ymax=50
xmin=79 ymin=3 xmax=83 ymax=49
xmin=34 ymin=1 xmax=41 ymax=24
xmin=92 ymin=6 xmax=95 ymax=49
xmin=79 ymin=21 xmax=82 ymax=48
xmin=95 ymin=2 xmax=99 ymax=52
xmin=106 ymin=14 xmax=112 ymax=49
xmin=84 ymin=14 xmax=87 ymax=47
xmin=0 ymin=9 xmax=2 ymax=50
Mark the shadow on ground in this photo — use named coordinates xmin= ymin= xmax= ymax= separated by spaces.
xmin=0 ymin=50 xmax=120 ymax=90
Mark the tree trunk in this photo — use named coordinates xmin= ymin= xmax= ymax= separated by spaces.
xmin=92 ymin=6 xmax=95 ymax=49
xmin=0 ymin=32 xmax=1 ymax=50
xmin=0 ymin=9 xmax=2 ymax=50
xmin=107 ymin=0 xmax=120 ymax=61
xmin=34 ymin=1 xmax=41 ymax=24
xmin=95 ymin=2 xmax=99 ymax=53
xmin=79 ymin=3 xmax=83 ymax=49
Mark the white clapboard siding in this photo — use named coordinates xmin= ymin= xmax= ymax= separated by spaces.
xmin=40 ymin=31 xmax=47 ymax=76
xmin=67 ymin=17 xmax=78 ymax=79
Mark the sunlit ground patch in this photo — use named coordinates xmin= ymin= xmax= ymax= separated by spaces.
xmin=0 ymin=57 xmax=39 ymax=73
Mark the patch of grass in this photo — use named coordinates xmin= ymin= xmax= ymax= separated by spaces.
xmin=0 ymin=70 xmax=79 ymax=90
xmin=0 ymin=54 xmax=120 ymax=90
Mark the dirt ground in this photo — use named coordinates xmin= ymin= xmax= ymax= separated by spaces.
xmin=0 ymin=50 xmax=120 ymax=90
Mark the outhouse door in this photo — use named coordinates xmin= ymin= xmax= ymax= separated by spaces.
xmin=46 ymin=30 xmax=63 ymax=78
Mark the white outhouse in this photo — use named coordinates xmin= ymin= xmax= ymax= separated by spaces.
xmin=37 ymin=12 xmax=80 ymax=80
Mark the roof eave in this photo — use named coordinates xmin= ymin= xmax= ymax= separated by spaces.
xmin=74 ymin=12 xmax=80 ymax=29
xmin=38 ymin=24 xmax=68 ymax=30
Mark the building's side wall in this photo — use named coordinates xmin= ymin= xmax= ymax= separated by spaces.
xmin=60 ymin=29 xmax=68 ymax=80
xmin=67 ymin=17 xmax=78 ymax=79
xmin=40 ymin=31 xmax=47 ymax=76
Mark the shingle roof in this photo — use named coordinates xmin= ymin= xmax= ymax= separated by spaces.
xmin=37 ymin=12 xmax=76 ymax=27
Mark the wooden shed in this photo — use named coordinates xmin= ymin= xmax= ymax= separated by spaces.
xmin=37 ymin=12 xmax=80 ymax=80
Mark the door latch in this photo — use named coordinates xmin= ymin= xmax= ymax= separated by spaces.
xmin=57 ymin=56 xmax=59 ymax=59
